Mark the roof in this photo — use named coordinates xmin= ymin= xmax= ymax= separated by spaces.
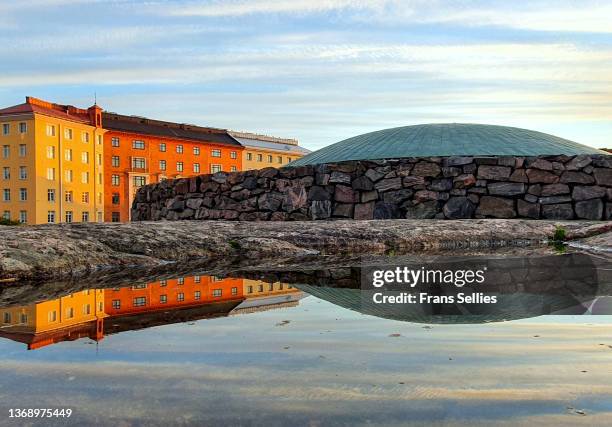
xmin=290 ymin=123 xmax=607 ymax=166
xmin=233 ymin=135 xmax=311 ymax=154
xmin=102 ymin=112 xmax=242 ymax=147
xmin=0 ymin=97 xmax=94 ymax=125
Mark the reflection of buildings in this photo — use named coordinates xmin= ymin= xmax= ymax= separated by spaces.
xmin=0 ymin=290 xmax=106 ymax=350
xmin=0 ymin=276 xmax=302 ymax=350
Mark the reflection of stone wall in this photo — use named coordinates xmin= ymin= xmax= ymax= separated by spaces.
xmin=131 ymin=154 xmax=612 ymax=221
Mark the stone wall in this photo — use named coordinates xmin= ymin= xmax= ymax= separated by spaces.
xmin=131 ymin=154 xmax=612 ymax=221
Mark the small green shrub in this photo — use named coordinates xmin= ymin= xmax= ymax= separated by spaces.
xmin=228 ymin=240 xmax=241 ymax=250
xmin=552 ymin=226 xmax=567 ymax=242
xmin=0 ymin=218 xmax=20 ymax=226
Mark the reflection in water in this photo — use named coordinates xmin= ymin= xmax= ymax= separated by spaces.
xmin=0 ymin=276 xmax=303 ymax=350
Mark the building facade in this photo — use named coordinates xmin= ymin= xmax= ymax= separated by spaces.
xmin=0 ymin=97 xmax=105 ymax=224
xmin=230 ymin=131 xmax=309 ymax=171
xmin=103 ymin=113 xmax=243 ymax=222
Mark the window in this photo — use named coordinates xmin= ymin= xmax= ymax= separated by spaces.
xmin=19 ymin=313 xmax=27 ymax=324
xmin=176 ymin=162 xmax=183 ymax=172
xmin=65 ymin=170 xmax=73 ymax=182
xmin=231 ymin=287 xmax=238 ymax=295
xmin=2 ymin=210 xmax=9 ymax=220
xmin=46 ymin=124 xmax=56 ymax=136
xmin=159 ymin=143 xmax=166 ymax=152
xmin=65 ymin=190 xmax=73 ymax=203
xmin=19 ymin=188 xmax=27 ymax=201
xmin=98 ymin=193 xmax=102 ymax=204
xmin=159 ymin=279 xmax=167 ymax=287
xmin=177 ymin=277 xmax=185 ymax=285
xmin=111 ymin=174 xmax=120 ymax=186
xmin=212 ymin=289 xmax=222 ymax=297
xmin=66 ymin=307 xmax=74 ymax=319
xmin=159 ymin=160 xmax=166 ymax=171
xmin=19 ymin=122 xmax=27 ymax=133
xmin=82 ymin=132 xmax=90 ymax=143
xmin=82 ymin=192 xmax=89 ymax=203
xmin=160 ymin=295 xmax=168 ymax=304
xmin=18 ymin=166 xmax=26 ymax=180
xmin=2 ymin=189 xmax=10 ymax=201
xmin=112 ymin=300 xmax=121 ymax=309
xmin=47 ymin=189 xmax=55 ymax=202
xmin=211 ymin=165 xmax=222 ymax=173
xmin=64 ymin=148 xmax=73 ymax=161
xmin=193 ymin=163 xmax=200 ymax=173
xmin=111 ymin=212 xmax=120 ymax=222
xmin=65 ymin=211 xmax=73 ymax=223
xmin=98 ymin=173 xmax=103 ymax=185
xmin=177 ymin=293 xmax=185 ymax=302
xmin=133 ymin=176 xmax=146 ymax=187
xmin=81 ymin=172 xmax=89 ymax=184
xmin=268 ymin=283 xmax=274 ymax=291
xmin=46 ymin=146 xmax=55 ymax=159
xmin=194 ymin=276 xmax=201 ymax=283
xmin=193 ymin=146 xmax=200 ymax=155
xmin=82 ymin=211 xmax=89 ymax=222
xmin=2 ymin=167 xmax=8 ymax=180
xmin=258 ymin=285 xmax=263 ymax=292
xmin=132 ymin=140 xmax=145 ymax=149
xmin=176 ymin=145 xmax=183 ymax=153
xmin=47 ymin=168 xmax=55 ymax=180
xmin=47 ymin=210 xmax=56 ymax=223
xmin=48 ymin=311 xmax=57 ymax=322
xmin=230 ymin=151 xmax=237 ymax=159
xmin=132 ymin=157 xmax=146 ymax=169
xmin=111 ymin=137 xmax=120 ymax=147
xmin=97 ymin=153 xmax=102 ymax=165
xmin=279 ymin=283 xmax=284 ymax=290
xmin=83 ymin=304 xmax=91 ymax=315
xmin=278 ymin=156 xmax=283 ymax=164
xmin=246 ymin=153 xmax=252 ymax=161
xmin=288 ymin=157 xmax=292 ymax=163
xmin=3 ymin=312 xmax=11 ymax=323
xmin=97 ymin=135 xmax=102 ymax=145
xmin=257 ymin=154 xmax=263 ymax=162
xmin=81 ymin=152 xmax=89 ymax=164
xmin=211 ymin=149 xmax=221 ymax=157
xmin=133 ymin=297 xmax=147 ymax=307
xmin=195 ymin=291 xmax=201 ymax=300
xmin=64 ymin=128 xmax=73 ymax=140
xmin=230 ymin=166 xmax=237 ymax=172
xmin=2 ymin=145 xmax=9 ymax=158
xmin=112 ymin=156 xmax=120 ymax=167
xmin=112 ymin=193 xmax=120 ymax=205
xmin=2 ymin=123 xmax=9 ymax=135
xmin=267 ymin=155 xmax=273 ymax=163
xmin=19 ymin=144 xmax=26 ymax=157
xmin=132 ymin=284 xmax=147 ymax=290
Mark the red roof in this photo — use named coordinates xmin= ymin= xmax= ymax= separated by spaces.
xmin=0 ymin=97 xmax=95 ymax=125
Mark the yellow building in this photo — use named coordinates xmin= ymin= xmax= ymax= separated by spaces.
xmin=0 ymin=289 xmax=106 ymax=350
xmin=229 ymin=131 xmax=310 ymax=171
xmin=0 ymin=97 xmax=105 ymax=224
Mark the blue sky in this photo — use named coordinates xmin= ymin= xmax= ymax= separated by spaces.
xmin=0 ymin=0 xmax=611 ymax=150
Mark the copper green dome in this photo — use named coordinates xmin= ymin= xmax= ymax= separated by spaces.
xmin=290 ymin=123 xmax=606 ymax=166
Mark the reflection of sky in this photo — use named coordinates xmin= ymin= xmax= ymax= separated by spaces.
xmin=1 ymin=1 xmax=612 ymax=149
xmin=0 ymin=296 xmax=611 ymax=426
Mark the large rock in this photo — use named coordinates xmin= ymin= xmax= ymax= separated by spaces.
xmin=575 ymin=199 xmax=603 ymax=220
xmin=329 ymin=171 xmax=352 ymax=184
xmin=527 ymin=158 xmax=553 ymax=171
xmin=453 ymin=174 xmax=476 ymax=188
xmin=374 ymin=177 xmax=403 ymax=192
xmin=352 ymin=176 xmax=374 ymax=191
xmin=334 ymin=185 xmax=358 ymax=203
xmin=540 ymin=183 xmax=569 ymax=196
xmin=405 ymin=201 xmax=439 ymax=219
xmin=282 ymin=186 xmax=307 ymax=212
xmin=354 ymin=202 xmax=375 ymax=220
xmin=258 ymin=192 xmax=283 ymax=211
xmin=403 ymin=176 xmax=426 ymax=187
xmin=572 ymin=186 xmax=606 ymax=201
xmin=593 ymin=168 xmax=612 ymax=186
xmin=373 ymin=202 xmax=400 ymax=219
xmin=539 ymin=195 xmax=572 ymax=205
xmin=310 ymin=200 xmax=332 ymax=220
xmin=565 ymin=155 xmax=592 ymax=171
xmin=560 ymin=171 xmax=594 ymax=184
xmin=509 ymin=169 xmax=528 ymax=183
xmin=477 ymin=166 xmax=511 ymax=181
xmin=443 ymin=197 xmax=475 ymax=219
xmin=308 ymin=186 xmax=332 ymax=201
xmin=412 ymin=162 xmax=441 ymax=177
xmin=333 ymin=203 xmax=354 ymax=218
xmin=382 ymin=189 xmax=413 ymax=204
xmin=428 ymin=178 xmax=453 ymax=191
xmin=541 ymin=203 xmax=574 ymax=220
xmin=476 ymin=196 xmax=516 ymax=218
xmin=487 ymin=182 xmax=526 ymax=196
xmin=526 ymin=169 xmax=559 ymax=184
xmin=444 ymin=156 xmax=473 ymax=166
xmin=361 ymin=190 xmax=378 ymax=203
xmin=414 ymin=190 xmax=439 ymax=202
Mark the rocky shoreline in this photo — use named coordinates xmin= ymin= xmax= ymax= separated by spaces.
xmin=2 ymin=219 xmax=612 ymax=283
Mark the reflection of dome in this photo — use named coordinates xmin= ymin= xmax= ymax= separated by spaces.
xmin=290 ymin=123 xmax=606 ymax=166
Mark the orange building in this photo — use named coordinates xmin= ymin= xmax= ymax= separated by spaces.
xmin=102 ymin=113 xmax=243 ymax=222
xmin=104 ymin=275 xmax=244 ymax=316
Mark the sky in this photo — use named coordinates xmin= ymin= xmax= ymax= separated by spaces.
xmin=0 ymin=0 xmax=611 ymax=151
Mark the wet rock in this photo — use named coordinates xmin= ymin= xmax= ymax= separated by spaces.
xmin=443 ymin=197 xmax=475 ymax=219
xmin=476 ymin=196 xmax=516 ymax=218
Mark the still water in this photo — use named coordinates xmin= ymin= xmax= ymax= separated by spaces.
xmin=1 ymin=251 xmax=612 ymax=426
